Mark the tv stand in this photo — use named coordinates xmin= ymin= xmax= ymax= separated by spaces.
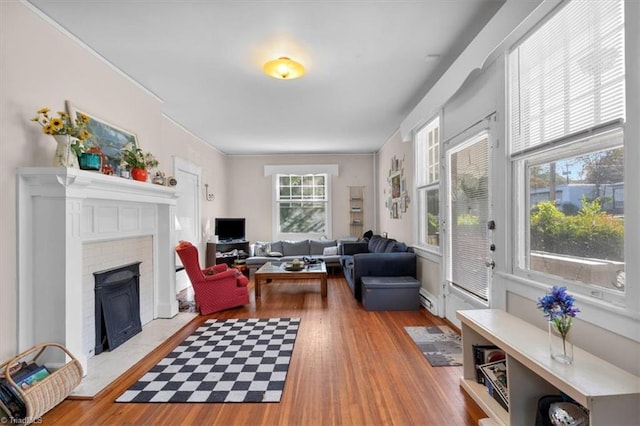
xmin=206 ymin=241 xmax=250 ymax=276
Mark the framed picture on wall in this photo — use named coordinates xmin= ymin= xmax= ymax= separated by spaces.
xmin=66 ymin=100 xmax=138 ymax=171
xmin=391 ymin=173 xmax=401 ymax=198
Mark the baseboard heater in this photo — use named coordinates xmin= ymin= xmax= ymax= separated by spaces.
xmin=419 ymin=288 xmax=438 ymax=316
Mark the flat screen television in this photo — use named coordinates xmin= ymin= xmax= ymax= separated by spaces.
xmin=215 ymin=218 xmax=246 ymax=242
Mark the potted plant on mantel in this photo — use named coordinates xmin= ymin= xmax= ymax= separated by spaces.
xmin=119 ymin=143 xmax=159 ymax=182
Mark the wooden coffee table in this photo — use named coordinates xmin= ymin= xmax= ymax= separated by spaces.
xmin=254 ymin=261 xmax=327 ymax=298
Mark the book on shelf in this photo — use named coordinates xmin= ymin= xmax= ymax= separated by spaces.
xmin=472 ymin=345 xmax=505 ymax=384
xmin=479 ymin=359 xmax=508 ymax=412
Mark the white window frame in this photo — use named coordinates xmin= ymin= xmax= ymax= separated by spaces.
xmin=265 ymin=164 xmax=337 ymax=241
xmin=415 ymin=116 xmax=441 ymax=251
xmin=507 ymin=0 xmax=639 ymax=324
xmin=276 ymin=173 xmax=329 ymax=240
xmin=513 ymin=128 xmax=625 ymax=306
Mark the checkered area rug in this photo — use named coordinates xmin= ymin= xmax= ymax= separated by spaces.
xmin=116 ymin=318 xmax=300 ymax=403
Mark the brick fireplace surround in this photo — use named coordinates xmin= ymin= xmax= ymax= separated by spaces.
xmin=17 ymin=168 xmax=179 ymax=374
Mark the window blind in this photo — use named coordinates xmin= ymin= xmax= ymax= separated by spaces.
xmin=449 ymin=133 xmax=490 ymax=300
xmin=509 ymin=0 xmax=625 ymax=155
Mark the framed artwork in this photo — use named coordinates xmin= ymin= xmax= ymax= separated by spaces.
xmin=391 ymin=173 xmax=401 ymax=198
xmin=66 ymin=100 xmax=138 ymax=171
xmin=386 ymin=154 xmax=410 ymax=219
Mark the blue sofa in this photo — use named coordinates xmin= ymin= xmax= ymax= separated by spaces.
xmin=339 ymin=235 xmax=417 ymax=301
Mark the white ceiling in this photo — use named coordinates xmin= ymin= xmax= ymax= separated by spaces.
xmin=28 ymin=0 xmax=505 ymax=155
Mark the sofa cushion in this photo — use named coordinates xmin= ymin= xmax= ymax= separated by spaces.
xmin=368 ymin=236 xmax=394 ymax=253
xmin=366 ymin=235 xmax=408 ymax=253
xmin=282 ymin=240 xmax=311 ymax=256
xmin=270 ymin=241 xmax=284 ymax=253
xmin=368 ymin=235 xmax=388 ymax=253
xmin=389 ymin=242 xmax=408 ymax=252
xmin=310 ymin=239 xmax=337 ymax=255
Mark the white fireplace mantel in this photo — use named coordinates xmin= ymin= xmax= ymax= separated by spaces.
xmin=17 ymin=167 xmax=179 ymax=373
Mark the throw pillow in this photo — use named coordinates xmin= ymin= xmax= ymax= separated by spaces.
xmin=322 ymin=246 xmax=338 ymax=256
xmin=253 ymin=241 xmax=271 ymax=256
xmin=310 ymin=239 xmax=337 ymax=255
xmin=267 ymin=251 xmax=283 ymax=257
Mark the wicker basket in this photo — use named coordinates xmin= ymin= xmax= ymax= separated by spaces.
xmin=1 ymin=343 xmax=83 ymax=423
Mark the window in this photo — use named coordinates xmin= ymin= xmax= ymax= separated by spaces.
xmin=276 ymin=174 xmax=329 ymax=240
xmin=510 ymin=0 xmax=626 ymax=301
xmin=416 ymin=117 xmax=440 ymax=249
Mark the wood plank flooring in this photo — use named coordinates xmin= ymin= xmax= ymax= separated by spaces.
xmin=43 ymin=274 xmax=485 ymax=425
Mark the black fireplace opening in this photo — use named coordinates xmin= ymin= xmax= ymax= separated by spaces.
xmin=94 ymin=262 xmax=143 ymax=355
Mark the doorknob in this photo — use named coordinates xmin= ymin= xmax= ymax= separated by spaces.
xmin=485 ymin=260 xmax=495 ymax=269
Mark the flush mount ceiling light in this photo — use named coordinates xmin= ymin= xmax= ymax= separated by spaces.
xmin=263 ymin=57 xmax=305 ymax=80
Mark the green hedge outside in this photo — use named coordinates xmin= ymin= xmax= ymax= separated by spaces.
xmin=530 ymin=198 xmax=624 ymax=261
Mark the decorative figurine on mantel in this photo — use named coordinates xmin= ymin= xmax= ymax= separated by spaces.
xmin=152 ymin=171 xmax=166 ymax=185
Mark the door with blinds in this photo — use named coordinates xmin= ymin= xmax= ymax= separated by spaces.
xmin=444 ymin=131 xmax=492 ymax=324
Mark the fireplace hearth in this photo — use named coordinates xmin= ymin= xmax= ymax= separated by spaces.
xmin=94 ymin=262 xmax=143 ymax=354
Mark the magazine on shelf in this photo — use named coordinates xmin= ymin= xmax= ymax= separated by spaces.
xmin=0 ymin=361 xmax=50 ymax=418
xmin=472 ymin=345 xmax=505 ymax=384
xmin=479 ymin=359 xmax=508 ymax=411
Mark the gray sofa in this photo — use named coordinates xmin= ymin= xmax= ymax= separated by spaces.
xmin=339 ymin=235 xmax=417 ymax=301
xmin=246 ymin=239 xmax=341 ymax=276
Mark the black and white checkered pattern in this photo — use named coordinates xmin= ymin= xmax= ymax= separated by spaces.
xmin=116 ymin=318 xmax=300 ymax=403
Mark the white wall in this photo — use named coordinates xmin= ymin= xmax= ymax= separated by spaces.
xmin=0 ymin=1 xmax=225 ymax=361
xmin=159 ymin=116 xmax=228 ymax=239
xmin=401 ymin=0 xmax=640 ymax=375
xmin=226 ymin=154 xmax=374 ymax=242
xmin=376 ymin=130 xmax=414 ymax=244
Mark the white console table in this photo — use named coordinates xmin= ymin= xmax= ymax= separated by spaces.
xmin=457 ymin=309 xmax=640 ymax=426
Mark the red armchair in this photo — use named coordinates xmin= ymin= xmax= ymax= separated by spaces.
xmin=175 ymin=241 xmax=249 ymax=314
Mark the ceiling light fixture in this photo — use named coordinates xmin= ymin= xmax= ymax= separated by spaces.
xmin=263 ymin=57 xmax=305 ymax=80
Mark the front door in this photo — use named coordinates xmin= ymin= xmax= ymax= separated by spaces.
xmin=444 ymin=129 xmax=493 ymax=324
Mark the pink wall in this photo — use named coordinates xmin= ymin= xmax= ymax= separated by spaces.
xmin=0 ymin=1 xmax=223 ymax=361
xmin=227 ymin=154 xmax=374 ymax=242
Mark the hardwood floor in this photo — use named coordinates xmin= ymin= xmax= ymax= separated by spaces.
xmin=44 ymin=274 xmax=485 ymax=425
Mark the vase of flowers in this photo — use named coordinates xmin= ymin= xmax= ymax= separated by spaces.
xmin=537 ymin=286 xmax=580 ymax=364
xmin=119 ymin=143 xmax=159 ymax=182
xmin=52 ymin=134 xmax=80 ymax=168
xmin=31 ymin=107 xmax=91 ymax=168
